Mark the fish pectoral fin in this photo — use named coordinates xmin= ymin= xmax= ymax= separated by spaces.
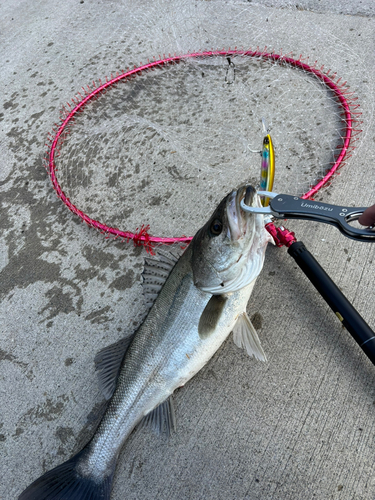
xmin=198 ymin=294 xmax=228 ymax=339
xmin=138 ymin=397 xmax=176 ymax=437
xmin=232 ymin=312 xmax=267 ymax=362
xmin=94 ymin=333 xmax=136 ymax=400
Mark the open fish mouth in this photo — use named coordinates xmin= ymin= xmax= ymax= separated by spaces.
xmin=227 ymin=185 xmax=258 ymax=241
xmin=243 ymin=185 xmax=256 ymax=206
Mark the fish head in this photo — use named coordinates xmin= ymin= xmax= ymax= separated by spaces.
xmin=191 ymin=185 xmax=272 ymax=294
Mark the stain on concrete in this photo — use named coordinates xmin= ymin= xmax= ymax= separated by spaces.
xmin=39 ymin=286 xmax=76 ymax=320
xmin=13 ymin=427 xmax=24 ymax=437
xmin=85 ymin=305 xmax=112 ymax=324
xmin=109 ymin=269 xmax=135 ymax=291
xmin=250 ymin=312 xmax=263 ymax=330
xmin=0 ymin=241 xmax=62 ymax=301
xmin=17 ymin=395 xmax=70 ymax=426
xmin=55 ymin=426 xmax=74 ymax=445
xmin=0 ymin=349 xmax=18 ymax=363
xmin=55 ymin=426 xmax=76 ymax=457
xmin=150 ymin=196 xmax=162 ymax=206
xmin=81 ymin=245 xmax=119 ymax=271
xmin=3 ymin=100 xmax=19 ymax=111
xmin=0 ymin=348 xmax=33 ymax=379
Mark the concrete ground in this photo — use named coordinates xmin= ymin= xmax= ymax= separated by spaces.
xmin=1 ymin=1 xmax=375 ymax=499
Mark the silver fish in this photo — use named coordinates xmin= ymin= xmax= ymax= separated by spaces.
xmin=19 ymin=184 xmax=271 ymax=500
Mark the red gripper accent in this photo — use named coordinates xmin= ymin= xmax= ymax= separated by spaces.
xmin=266 ymin=223 xmax=296 ymax=248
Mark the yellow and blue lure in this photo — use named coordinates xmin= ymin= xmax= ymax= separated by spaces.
xmin=248 ymin=119 xmax=275 ymax=207
xmin=260 ymin=133 xmax=275 ymax=206
xmin=258 ymin=118 xmax=275 ymax=207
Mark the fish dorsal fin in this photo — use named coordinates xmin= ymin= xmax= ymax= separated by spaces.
xmin=233 ymin=312 xmax=267 ymax=362
xmin=94 ymin=334 xmax=136 ymax=400
xmin=139 ymin=397 xmax=176 ymax=437
xmin=142 ymin=251 xmax=179 ymax=308
xmin=198 ymin=295 xmax=228 ymax=339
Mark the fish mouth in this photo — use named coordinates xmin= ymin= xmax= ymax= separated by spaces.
xmin=227 ymin=185 xmax=258 ymax=241
xmin=243 ymin=185 xmax=256 ymax=207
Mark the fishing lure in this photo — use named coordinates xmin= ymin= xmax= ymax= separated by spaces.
xmin=249 ymin=118 xmax=275 ymax=208
xmin=259 ymin=118 xmax=275 ymax=207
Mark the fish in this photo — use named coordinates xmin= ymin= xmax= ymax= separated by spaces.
xmin=18 ymin=184 xmax=272 ymax=500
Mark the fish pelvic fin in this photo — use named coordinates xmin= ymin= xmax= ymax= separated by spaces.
xmin=233 ymin=312 xmax=267 ymax=362
xmin=138 ymin=396 xmax=176 ymax=437
xmin=18 ymin=446 xmax=116 ymax=500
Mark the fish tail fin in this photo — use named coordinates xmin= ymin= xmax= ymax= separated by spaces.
xmin=18 ymin=446 xmax=116 ymax=500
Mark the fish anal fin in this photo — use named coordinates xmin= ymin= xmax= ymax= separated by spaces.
xmin=139 ymin=397 xmax=176 ymax=437
xmin=233 ymin=312 xmax=267 ymax=362
xmin=198 ymin=295 xmax=227 ymax=339
xmin=94 ymin=334 xmax=136 ymax=400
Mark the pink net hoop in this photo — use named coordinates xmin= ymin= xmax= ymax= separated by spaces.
xmin=46 ymin=49 xmax=361 ymax=251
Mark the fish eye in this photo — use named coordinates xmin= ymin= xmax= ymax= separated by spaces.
xmin=210 ymin=219 xmax=223 ymax=236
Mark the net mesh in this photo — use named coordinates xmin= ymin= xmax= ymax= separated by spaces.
xmin=45 ymin=2 xmax=368 ymax=247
